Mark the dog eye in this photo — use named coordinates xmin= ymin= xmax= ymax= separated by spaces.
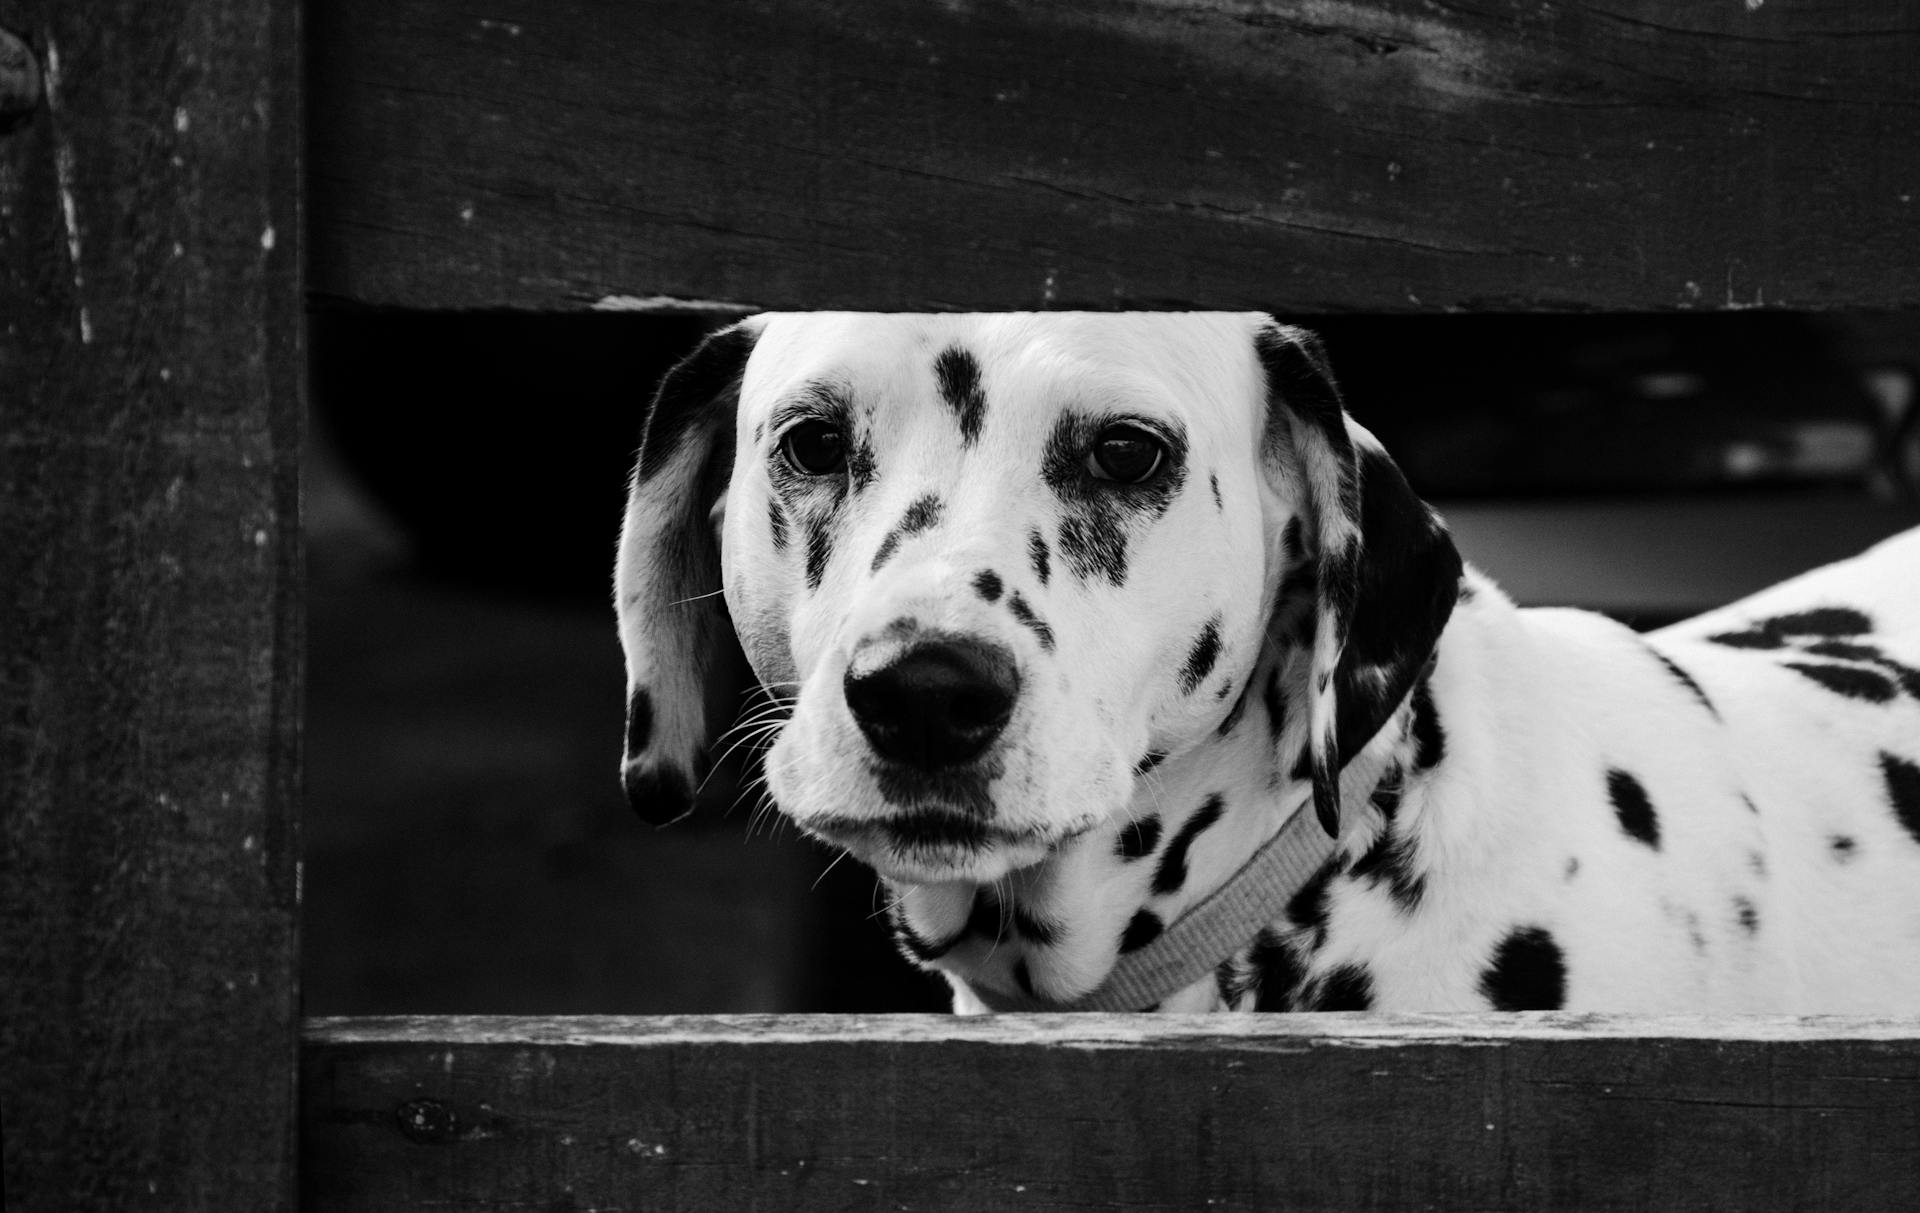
xmin=1087 ymin=424 xmax=1166 ymax=484
xmin=781 ymin=420 xmax=849 ymax=475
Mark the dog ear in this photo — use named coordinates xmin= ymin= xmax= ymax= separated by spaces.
xmin=1255 ymin=320 xmax=1462 ymax=838
xmin=614 ymin=319 xmax=762 ymax=823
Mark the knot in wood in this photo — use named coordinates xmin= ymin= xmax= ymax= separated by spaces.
xmin=0 ymin=23 xmax=40 ymax=130
xmin=395 ymin=1097 xmax=458 ymax=1144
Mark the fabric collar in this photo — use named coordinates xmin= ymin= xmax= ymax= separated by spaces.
xmin=965 ymin=799 xmax=1339 ymax=1013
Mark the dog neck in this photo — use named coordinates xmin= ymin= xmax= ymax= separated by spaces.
xmin=882 ymin=640 xmax=1423 ymax=1012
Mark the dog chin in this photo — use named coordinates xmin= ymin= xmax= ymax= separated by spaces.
xmin=798 ymin=812 xmax=1058 ymax=885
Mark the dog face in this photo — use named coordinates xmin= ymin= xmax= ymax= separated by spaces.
xmin=616 ymin=313 xmax=1459 ymax=886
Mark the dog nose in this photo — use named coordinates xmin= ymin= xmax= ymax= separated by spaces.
xmin=844 ymin=639 xmax=1019 ymax=769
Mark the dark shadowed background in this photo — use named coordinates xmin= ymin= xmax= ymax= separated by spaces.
xmin=303 ymin=310 xmax=1920 ymax=1016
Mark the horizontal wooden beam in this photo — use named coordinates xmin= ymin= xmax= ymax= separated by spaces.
xmin=308 ymin=0 xmax=1920 ymax=313
xmin=305 ymin=1014 xmax=1920 ymax=1210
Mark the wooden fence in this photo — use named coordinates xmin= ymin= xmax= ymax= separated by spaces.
xmin=4 ymin=1 xmax=1919 ymax=1209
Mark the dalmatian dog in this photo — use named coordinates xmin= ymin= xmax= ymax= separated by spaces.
xmin=615 ymin=311 xmax=1920 ymax=1014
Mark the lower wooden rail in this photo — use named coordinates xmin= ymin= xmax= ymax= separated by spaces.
xmin=303 ymin=1014 xmax=1920 ymax=1211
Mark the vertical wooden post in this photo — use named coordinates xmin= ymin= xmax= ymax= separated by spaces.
xmin=0 ymin=1 xmax=301 ymax=1209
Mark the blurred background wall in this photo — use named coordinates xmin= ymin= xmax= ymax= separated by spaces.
xmin=303 ymin=310 xmax=1920 ymax=1016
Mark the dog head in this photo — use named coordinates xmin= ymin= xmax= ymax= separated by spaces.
xmin=615 ymin=313 xmax=1460 ymax=883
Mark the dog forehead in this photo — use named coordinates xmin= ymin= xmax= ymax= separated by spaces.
xmin=741 ymin=312 xmax=1269 ymax=424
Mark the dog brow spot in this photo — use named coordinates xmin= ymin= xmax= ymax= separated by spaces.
xmin=1830 ymin=834 xmax=1860 ymax=862
xmin=1209 ymin=472 xmax=1222 ymax=511
xmin=934 ymin=345 xmax=987 ymax=445
xmin=972 ymin=569 xmax=1003 ymax=603
xmin=1027 ymin=528 xmax=1051 ymax=586
xmin=1119 ymin=909 xmax=1163 ymax=953
xmin=1478 ymin=926 xmax=1567 ymax=1010
xmin=1608 ymin=768 xmax=1661 ymax=849
xmin=1007 ymin=592 xmax=1054 ymax=651
xmin=1151 ymin=794 xmax=1226 ymax=896
xmin=1116 ymin=814 xmax=1163 ymax=861
xmin=1883 ymin=752 xmax=1920 ymax=846
xmin=1180 ymin=615 xmax=1223 ymax=695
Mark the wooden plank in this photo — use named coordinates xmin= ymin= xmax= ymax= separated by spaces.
xmin=0 ymin=2 xmax=302 ymax=1210
xmin=308 ymin=0 xmax=1920 ymax=313
xmin=305 ymin=1014 xmax=1920 ymax=1211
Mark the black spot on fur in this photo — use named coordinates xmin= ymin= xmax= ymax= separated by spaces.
xmin=1647 ymin=645 xmax=1715 ymax=715
xmin=871 ymin=493 xmax=945 ymax=573
xmin=1041 ymin=411 xmax=1188 ymax=586
xmin=1134 ymin=750 xmax=1167 ymax=776
xmin=1120 ymin=909 xmax=1164 ymax=953
xmin=1608 ymin=768 xmax=1660 ymax=849
xmin=1007 ymin=592 xmax=1055 ymax=651
xmin=1479 ymin=926 xmax=1567 ymax=1010
xmin=934 ymin=346 xmax=988 ymax=445
xmin=1215 ymin=955 xmax=1255 ymax=1009
xmin=847 ymin=432 xmax=877 ymax=493
xmin=1747 ymin=850 xmax=1767 ymax=879
xmin=1830 ymin=834 xmax=1860 ymax=862
xmin=1116 ymin=814 xmax=1163 ymax=861
xmin=1010 ymin=906 xmax=1063 ymax=947
xmin=1564 ymin=856 xmax=1580 ymax=881
xmin=1249 ymin=928 xmax=1307 ymax=1011
xmin=1306 ymin=964 xmax=1374 ymax=1011
xmin=972 ymin=569 xmax=1003 ymax=603
xmin=1350 ymin=821 xmax=1424 ymax=914
xmin=1805 ymin=642 xmax=1920 ymax=700
xmin=623 ymin=688 xmax=654 ymax=760
xmin=1262 ymin=669 xmax=1288 ymax=744
xmin=1152 ymin=794 xmax=1227 ymax=896
xmin=1740 ymin=793 xmax=1759 ymax=814
xmin=1286 ymin=855 xmax=1344 ymax=950
xmin=1457 ymin=580 xmax=1477 ymax=603
xmin=804 ymin=519 xmax=834 ymax=590
xmin=1028 ymin=528 xmax=1051 ymax=586
xmin=1732 ymin=896 xmax=1760 ymax=937
xmin=1784 ymin=662 xmax=1896 ymax=703
xmin=1181 ymin=616 xmax=1223 ymax=694
xmin=1709 ymin=606 xmax=1875 ymax=651
xmin=1409 ymin=674 xmax=1445 ymax=771
xmin=768 ymin=499 xmax=788 ymax=551
xmin=1209 ymin=472 xmax=1222 ymax=511
xmin=1883 ymin=752 xmax=1920 ymax=846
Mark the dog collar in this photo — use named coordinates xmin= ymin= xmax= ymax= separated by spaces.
xmin=964 ymin=800 xmax=1339 ymax=1013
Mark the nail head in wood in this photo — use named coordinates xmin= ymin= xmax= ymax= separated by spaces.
xmin=395 ymin=1098 xmax=458 ymax=1145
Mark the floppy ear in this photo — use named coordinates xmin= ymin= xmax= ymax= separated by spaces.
xmin=1255 ymin=319 xmax=1463 ymax=838
xmin=614 ymin=319 xmax=762 ymax=823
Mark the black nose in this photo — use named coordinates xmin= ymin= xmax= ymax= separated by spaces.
xmin=844 ymin=639 xmax=1019 ymax=770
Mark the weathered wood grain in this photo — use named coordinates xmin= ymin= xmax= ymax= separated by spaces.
xmin=0 ymin=2 xmax=302 ymax=1210
xmin=309 ymin=0 xmax=1920 ymax=313
xmin=305 ymin=1014 xmax=1920 ymax=1211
